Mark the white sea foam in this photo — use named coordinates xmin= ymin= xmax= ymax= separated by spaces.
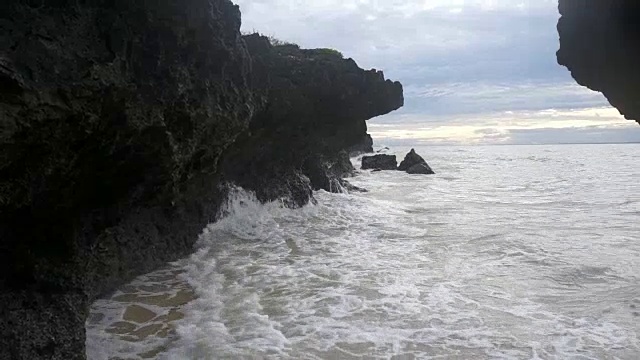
xmin=87 ymin=144 xmax=640 ymax=359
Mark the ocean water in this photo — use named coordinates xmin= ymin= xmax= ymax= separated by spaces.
xmin=86 ymin=144 xmax=640 ymax=359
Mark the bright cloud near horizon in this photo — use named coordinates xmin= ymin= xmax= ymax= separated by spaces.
xmin=234 ymin=0 xmax=640 ymax=145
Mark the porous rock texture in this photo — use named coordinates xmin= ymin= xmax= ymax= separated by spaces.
xmin=0 ymin=2 xmax=403 ymax=359
xmin=557 ymin=0 xmax=640 ymax=124
xmin=221 ymin=34 xmax=403 ymax=204
xmin=346 ymin=133 xmax=374 ymax=156
xmin=361 ymin=154 xmax=398 ymax=171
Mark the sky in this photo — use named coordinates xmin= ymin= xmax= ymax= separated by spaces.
xmin=234 ymin=0 xmax=640 ymax=145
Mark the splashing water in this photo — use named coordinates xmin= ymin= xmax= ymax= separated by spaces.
xmin=88 ymin=144 xmax=640 ymax=359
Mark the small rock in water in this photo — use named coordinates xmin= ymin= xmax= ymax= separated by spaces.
xmin=398 ymin=148 xmax=434 ymax=174
xmin=407 ymin=163 xmax=435 ymax=174
xmin=361 ymin=154 xmax=397 ymax=170
xmin=398 ymin=148 xmax=424 ymax=171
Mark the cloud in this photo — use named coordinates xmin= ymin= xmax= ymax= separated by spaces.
xmin=368 ymin=107 xmax=640 ymax=145
xmin=235 ymin=0 xmax=633 ymax=144
xmin=507 ymin=126 xmax=640 ymax=145
xmin=398 ymin=82 xmax=609 ymax=120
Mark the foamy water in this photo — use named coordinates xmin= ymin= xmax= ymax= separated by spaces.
xmin=87 ymin=144 xmax=640 ymax=359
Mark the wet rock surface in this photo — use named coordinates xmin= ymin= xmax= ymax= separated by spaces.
xmin=221 ymin=34 xmax=403 ymax=206
xmin=347 ymin=134 xmax=374 ymax=156
xmin=1 ymin=1 xmax=252 ymax=358
xmin=0 ymin=2 xmax=403 ymax=359
xmin=398 ymin=149 xmax=424 ymax=171
xmin=398 ymin=149 xmax=434 ymax=175
xmin=361 ymin=154 xmax=398 ymax=170
xmin=406 ymin=163 xmax=435 ymax=175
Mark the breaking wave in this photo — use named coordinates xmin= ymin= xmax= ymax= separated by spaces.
xmin=87 ymin=144 xmax=640 ymax=359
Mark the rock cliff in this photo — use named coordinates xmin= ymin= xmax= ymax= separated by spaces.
xmin=0 ymin=1 xmax=402 ymax=359
xmin=222 ymin=34 xmax=403 ymax=204
xmin=557 ymin=0 xmax=640 ymax=124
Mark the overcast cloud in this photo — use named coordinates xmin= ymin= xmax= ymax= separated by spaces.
xmin=235 ymin=0 xmax=640 ymax=144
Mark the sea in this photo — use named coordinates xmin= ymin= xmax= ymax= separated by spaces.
xmin=86 ymin=144 xmax=640 ymax=359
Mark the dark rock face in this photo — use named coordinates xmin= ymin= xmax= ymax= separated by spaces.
xmin=1 ymin=1 xmax=252 ymax=358
xmin=398 ymin=149 xmax=423 ymax=171
xmin=557 ymin=0 xmax=640 ymax=124
xmin=398 ymin=149 xmax=434 ymax=174
xmin=221 ymin=34 xmax=403 ymax=205
xmin=407 ymin=163 xmax=435 ymax=175
xmin=0 ymin=4 xmax=403 ymax=359
xmin=361 ymin=154 xmax=398 ymax=170
xmin=346 ymin=133 xmax=374 ymax=156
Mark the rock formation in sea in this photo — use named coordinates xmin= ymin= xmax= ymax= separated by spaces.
xmin=361 ymin=154 xmax=398 ymax=170
xmin=0 ymin=1 xmax=403 ymax=358
xmin=398 ymin=149 xmax=435 ymax=175
xmin=557 ymin=0 xmax=640 ymax=124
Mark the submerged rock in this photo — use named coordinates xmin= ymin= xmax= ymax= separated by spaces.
xmin=361 ymin=154 xmax=397 ymax=170
xmin=341 ymin=179 xmax=368 ymax=193
xmin=398 ymin=149 xmax=434 ymax=174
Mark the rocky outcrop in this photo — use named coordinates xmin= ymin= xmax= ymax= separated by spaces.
xmin=557 ymin=0 xmax=640 ymax=124
xmin=361 ymin=154 xmax=398 ymax=170
xmin=398 ymin=149 xmax=434 ymax=174
xmin=360 ymin=149 xmax=434 ymax=174
xmin=0 ymin=1 xmax=253 ymax=358
xmin=398 ymin=149 xmax=423 ymax=171
xmin=0 ymin=2 xmax=403 ymax=359
xmin=221 ymin=34 xmax=403 ymax=205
